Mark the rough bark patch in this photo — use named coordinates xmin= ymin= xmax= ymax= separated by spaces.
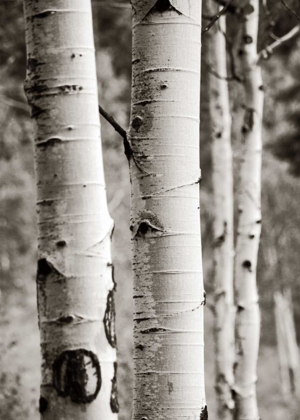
xmin=103 ymin=290 xmax=117 ymax=348
xmin=110 ymin=362 xmax=119 ymax=413
xmin=53 ymin=349 xmax=101 ymax=403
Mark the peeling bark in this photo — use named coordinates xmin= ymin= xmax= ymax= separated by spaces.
xmin=130 ymin=1 xmax=206 ymax=419
xmin=233 ymin=1 xmax=263 ymax=419
xmin=203 ymin=2 xmax=235 ymax=419
xmin=23 ymin=1 xmax=117 ymax=418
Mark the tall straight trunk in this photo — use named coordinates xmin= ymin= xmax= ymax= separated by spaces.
xmin=204 ymin=2 xmax=235 ymax=418
xmin=274 ymin=291 xmax=300 ymax=403
xmin=129 ymin=1 xmax=206 ymax=419
xmin=23 ymin=1 xmax=118 ymax=419
xmin=234 ymin=1 xmax=263 ymax=419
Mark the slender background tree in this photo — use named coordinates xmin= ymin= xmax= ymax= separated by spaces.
xmin=203 ymin=2 xmax=235 ymax=418
xmin=233 ymin=1 xmax=263 ymax=419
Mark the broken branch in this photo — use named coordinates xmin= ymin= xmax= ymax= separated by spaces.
xmin=257 ymin=24 xmax=300 ymax=62
xmin=281 ymin=0 xmax=300 ymax=20
xmin=202 ymin=5 xmax=228 ymax=34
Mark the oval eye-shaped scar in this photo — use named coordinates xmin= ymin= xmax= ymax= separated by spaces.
xmin=53 ymin=349 xmax=101 ymax=403
xmin=103 ymin=291 xmax=117 ymax=348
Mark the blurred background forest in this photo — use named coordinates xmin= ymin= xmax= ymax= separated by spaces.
xmin=1 ymin=1 xmax=300 ymax=419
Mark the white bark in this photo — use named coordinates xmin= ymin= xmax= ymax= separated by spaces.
xmin=204 ymin=2 xmax=235 ymax=418
xmin=274 ymin=292 xmax=292 ymax=403
xmin=274 ymin=291 xmax=300 ymax=403
xmin=233 ymin=1 xmax=263 ymax=419
xmin=23 ymin=1 xmax=118 ymax=419
xmin=129 ymin=1 xmax=206 ymax=419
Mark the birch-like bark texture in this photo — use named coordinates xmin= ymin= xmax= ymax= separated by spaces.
xmin=274 ymin=292 xmax=292 ymax=404
xmin=23 ymin=1 xmax=118 ymax=419
xmin=274 ymin=291 xmax=300 ymax=403
xmin=129 ymin=1 xmax=206 ymax=419
xmin=234 ymin=1 xmax=263 ymax=419
xmin=204 ymin=2 xmax=235 ymax=418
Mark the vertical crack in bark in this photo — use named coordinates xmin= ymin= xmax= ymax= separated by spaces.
xmin=110 ymin=362 xmax=119 ymax=413
xmin=103 ymin=290 xmax=117 ymax=348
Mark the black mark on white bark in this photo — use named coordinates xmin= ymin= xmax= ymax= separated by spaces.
xmin=57 ymin=315 xmax=75 ymax=324
xmin=59 ymin=85 xmax=83 ymax=93
xmin=37 ymin=137 xmax=62 ymax=148
xmin=134 ymin=210 xmax=164 ymax=237
xmin=132 ymin=116 xmax=143 ymax=131
xmin=244 ymin=34 xmax=253 ymax=44
xmin=27 ymin=57 xmax=41 ymax=72
xmin=151 ymin=0 xmax=182 ymax=14
xmin=110 ymin=362 xmax=119 ymax=413
xmin=200 ymin=405 xmax=208 ymax=419
xmin=242 ymin=260 xmax=252 ymax=272
xmin=39 ymin=396 xmax=48 ymax=413
xmin=111 ymin=264 xmax=117 ymax=292
xmin=242 ymin=108 xmax=255 ymax=133
xmin=30 ymin=104 xmax=45 ymax=118
xmin=168 ymin=381 xmax=174 ymax=394
xmin=103 ymin=290 xmax=117 ymax=348
xmin=37 ymin=258 xmax=52 ymax=279
xmin=53 ymin=349 xmax=101 ymax=403
xmin=136 ymin=344 xmax=144 ymax=351
xmin=140 ymin=327 xmax=168 ymax=334
xmin=33 ymin=11 xmax=56 ymax=19
xmin=56 ymin=240 xmax=67 ymax=247
xmin=215 ymin=222 xmax=227 ymax=247
xmin=37 ymin=258 xmax=65 ymax=283
xmin=154 ymin=0 xmax=172 ymax=12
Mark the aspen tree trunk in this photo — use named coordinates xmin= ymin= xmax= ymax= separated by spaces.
xmin=23 ymin=1 xmax=118 ymax=419
xmin=204 ymin=2 xmax=235 ymax=418
xmin=234 ymin=1 xmax=263 ymax=419
xmin=129 ymin=1 xmax=206 ymax=419
xmin=274 ymin=292 xmax=293 ymax=403
xmin=274 ymin=291 xmax=300 ymax=403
